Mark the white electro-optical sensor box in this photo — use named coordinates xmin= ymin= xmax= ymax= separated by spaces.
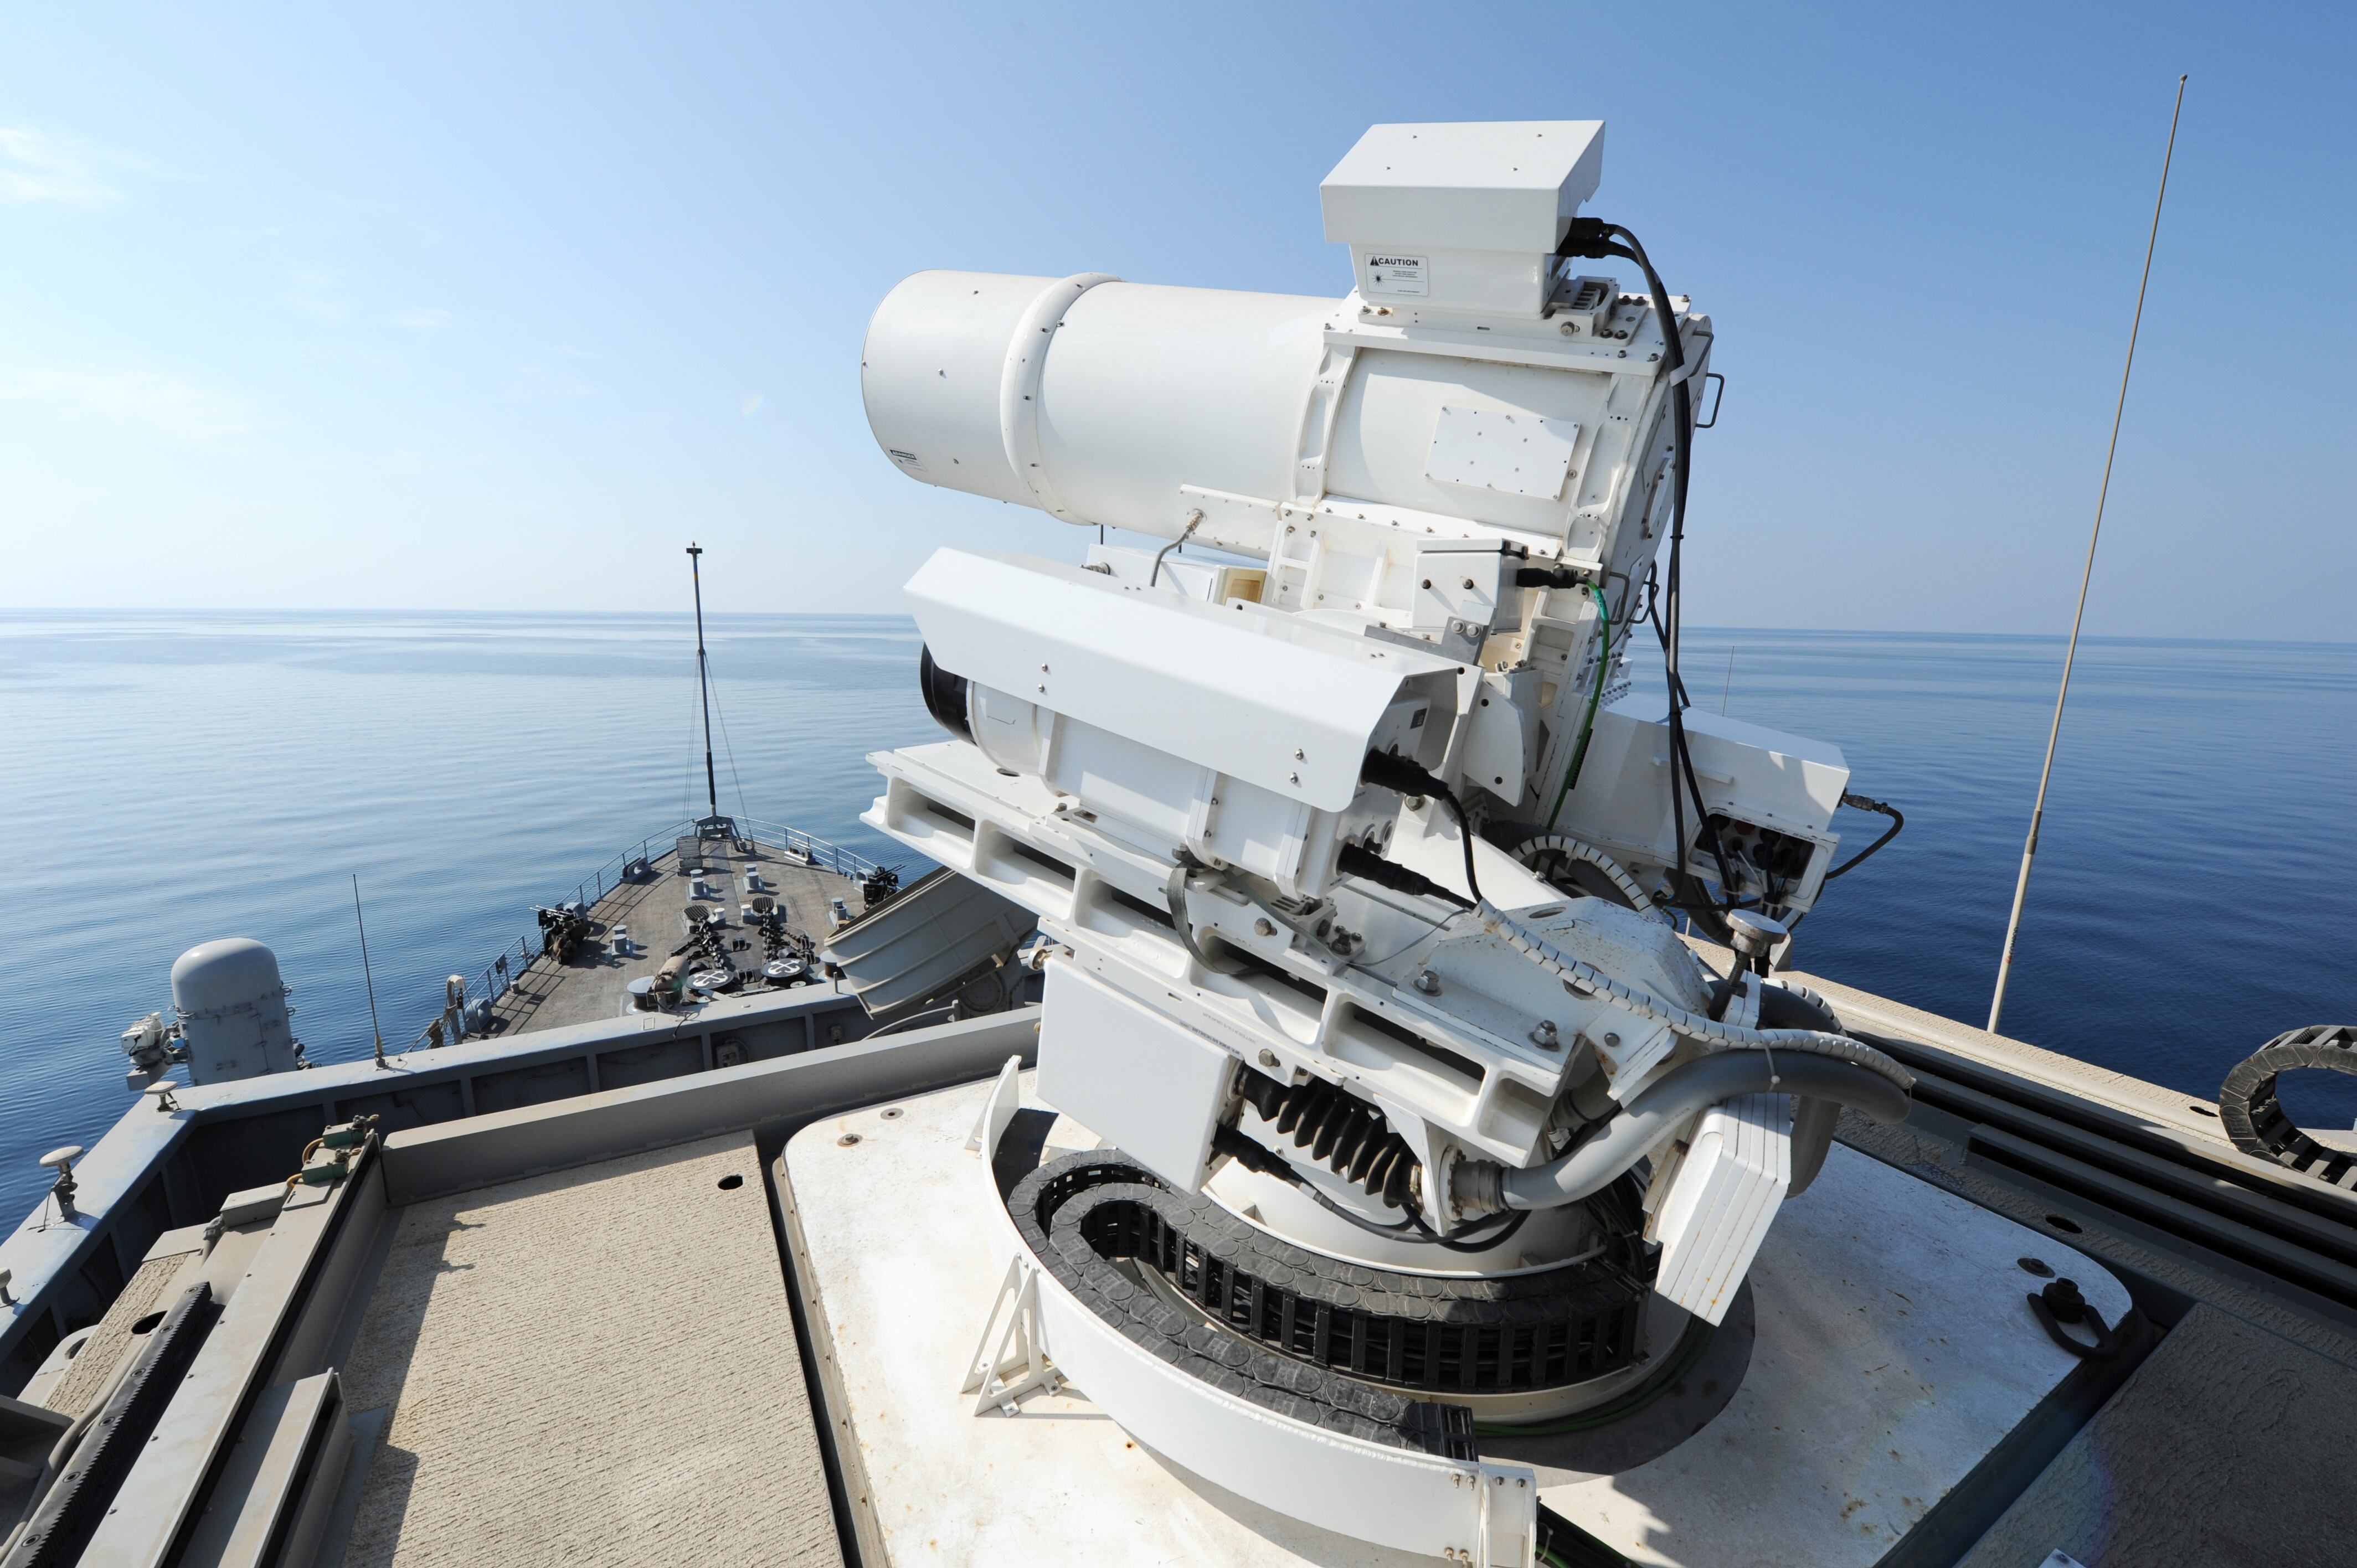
xmin=1320 ymin=120 xmax=1606 ymax=318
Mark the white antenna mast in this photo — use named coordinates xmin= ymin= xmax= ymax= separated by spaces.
xmin=354 ymin=873 xmax=388 ymax=1070
xmin=1989 ymin=75 xmax=2188 ymax=1035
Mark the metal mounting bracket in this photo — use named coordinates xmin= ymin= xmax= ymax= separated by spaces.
xmin=960 ymin=1256 xmax=1063 ymax=1416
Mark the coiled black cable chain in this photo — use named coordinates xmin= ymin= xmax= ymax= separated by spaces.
xmin=2218 ymin=1024 xmax=2357 ymax=1189
xmin=1006 ymin=1152 xmax=1654 ymax=1459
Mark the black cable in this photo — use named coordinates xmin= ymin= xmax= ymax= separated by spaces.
xmin=1147 ymin=510 xmax=1202 ymax=587
xmin=1639 ymin=599 xmax=1742 ymax=940
xmin=1295 ymin=1176 xmax=1424 ymax=1237
xmin=1651 ymin=594 xmax=1741 ymax=909
xmin=1537 ymin=1502 xmax=1637 ymax=1568
xmin=1584 ymin=232 xmax=1716 ymax=900
xmin=1440 ymin=786 xmax=1481 ymax=905
xmin=1562 ymin=220 xmax=1751 ymax=931
xmin=1823 ymin=792 xmax=1905 ymax=880
xmin=1311 ymin=1175 xmax=1525 ymax=1251
xmin=1357 ymin=753 xmax=1482 ymax=904
xmin=1404 ymin=1205 xmax=1531 ymax=1253
xmin=1216 ymin=1123 xmax=1526 ymax=1252
xmin=1336 ymin=842 xmax=1471 ymax=912
xmin=1632 ymin=560 xmax=1660 ymax=636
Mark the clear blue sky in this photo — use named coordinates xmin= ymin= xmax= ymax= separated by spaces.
xmin=2 ymin=3 xmax=2348 ymax=636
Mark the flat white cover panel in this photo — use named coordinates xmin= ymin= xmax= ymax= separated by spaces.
xmin=1425 ymin=405 xmax=1578 ymax=499
xmin=1554 ymin=698 xmax=1852 ymax=859
xmin=1036 ymin=962 xmax=1233 ymax=1192
xmin=1651 ymin=1094 xmax=1790 ymax=1325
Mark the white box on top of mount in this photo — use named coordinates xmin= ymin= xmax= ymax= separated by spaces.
xmin=1320 ymin=121 xmax=1605 ymax=317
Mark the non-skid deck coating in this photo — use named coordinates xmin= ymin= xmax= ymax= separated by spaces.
xmin=1957 ymin=1303 xmax=2357 ymax=1568
xmin=486 ymin=839 xmax=866 ymax=1038
xmin=337 ymin=1133 xmax=840 ymax=1567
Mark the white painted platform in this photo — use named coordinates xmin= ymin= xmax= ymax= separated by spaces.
xmin=782 ymin=1074 xmax=2130 ymax=1568
xmin=1538 ymin=1142 xmax=2128 ymax=1565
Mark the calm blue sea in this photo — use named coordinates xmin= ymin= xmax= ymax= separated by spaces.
xmin=3 ymin=612 xmax=2352 ymax=1222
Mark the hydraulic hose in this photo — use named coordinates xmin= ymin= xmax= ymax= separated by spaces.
xmin=1473 ymin=900 xmax=1915 ymax=1093
xmin=1454 ymin=1049 xmax=1912 ymax=1213
xmin=1788 ymin=1095 xmax=1843 ymax=1199
xmin=1447 ymin=899 xmax=1912 ymax=1214
xmin=1147 ymin=508 xmax=1203 ymax=587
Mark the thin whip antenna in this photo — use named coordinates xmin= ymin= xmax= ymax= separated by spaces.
xmin=687 ymin=542 xmax=719 ymax=821
xmin=354 ymin=874 xmax=388 ymax=1070
xmin=1989 ymin=74 xmax=2186 ymax=1035
xmin=1720 ymin=645 xmax=1736 ymax=715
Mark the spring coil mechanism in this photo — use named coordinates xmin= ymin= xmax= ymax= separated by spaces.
xmin=1236 ymin=1070 xmax=1420 ymax=1208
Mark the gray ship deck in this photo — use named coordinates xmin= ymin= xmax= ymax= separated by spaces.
xmin=335 ymin=1133 xmax=840 ymax=1568
xmin=481 ymin=833 xmax=869 ymax=1039
xmin=8 ymin=943 xmax=2357 ymax=1566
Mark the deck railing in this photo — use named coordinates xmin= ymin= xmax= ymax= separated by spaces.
xmin=401 ymin=816 xmax=898 ymax=1049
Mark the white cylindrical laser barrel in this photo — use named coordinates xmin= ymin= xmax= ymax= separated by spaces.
xmin=862 ymin=269 xmax=1637 ymax=552
xmin=861 ymin=270 xmax=1331 ymax=540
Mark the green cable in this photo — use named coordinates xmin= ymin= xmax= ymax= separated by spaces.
xmin=1473 ymin=1313 xmax=1716 ymax=1438
xmin=1544 ymin=583 xmax=1613 ymax=830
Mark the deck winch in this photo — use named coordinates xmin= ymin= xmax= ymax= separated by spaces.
xmin=857 ymin=119 xmax=1913 ymax=1554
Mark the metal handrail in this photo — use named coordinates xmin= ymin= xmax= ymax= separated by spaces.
xmin=402 ymin=814 xmax=899 ymax=1049
xmin=733 ymin=814 xmax=894 ymax=881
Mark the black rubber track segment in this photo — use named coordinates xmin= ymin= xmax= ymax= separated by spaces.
xmin=1007 ymin=1152 xmax=1655 ymax=1460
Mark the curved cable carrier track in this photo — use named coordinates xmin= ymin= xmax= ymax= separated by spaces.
xmin=2219 ymin=1024 xmax=2357 ymax=1191
xmin=1007 ymin=1151 xmax=1653 ymax=1462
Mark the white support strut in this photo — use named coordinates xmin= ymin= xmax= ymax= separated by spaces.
xmin=959 ymin=1255 xmax=1063 ymax=1417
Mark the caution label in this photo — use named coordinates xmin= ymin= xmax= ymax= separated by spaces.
xmin=1363 ymin=252 xmax=1429 ymax=298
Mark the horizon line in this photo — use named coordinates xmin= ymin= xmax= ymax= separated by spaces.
xmin=1 ymin=606 xmax=2352 ymax=653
